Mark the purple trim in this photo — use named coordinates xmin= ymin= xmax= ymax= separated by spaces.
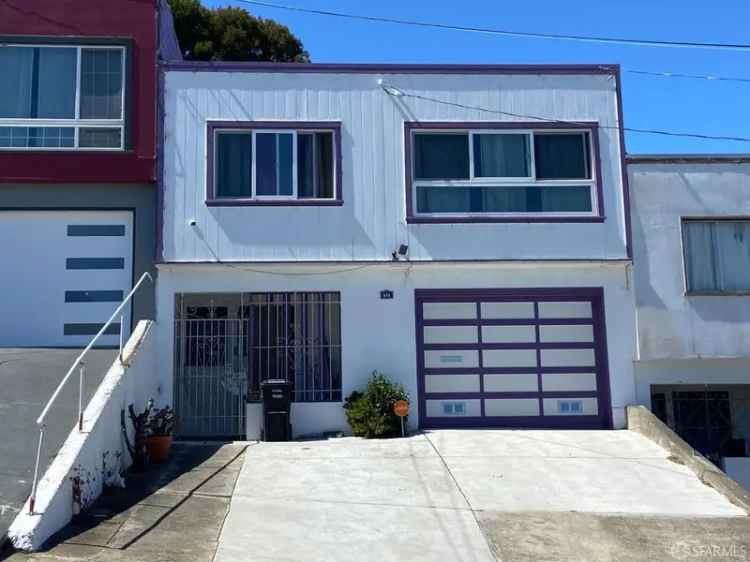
xmin=403 ymin=121 xmax=605 ymax=224
xmin=205 ymin=121 xmax=343 ymax=206
xmin=627 ymin=154 xmax=750 ymax=164
xmin=164 ymin=61 xmax=619 ymax=75
xmin=424 ymin=391 xmax=599 ymax=400
xmin=614 ymin=69 xmax=633 ymax=260
xmin=423 ymin=342 xmax=594 ymax=350
xmin=414 ymin=287 xmax=614 ymax=430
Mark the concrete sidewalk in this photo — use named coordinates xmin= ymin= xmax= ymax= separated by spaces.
xmin=214 ymin=430 xmax=747 ymax=562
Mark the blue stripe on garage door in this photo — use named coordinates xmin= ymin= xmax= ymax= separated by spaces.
xmin=415 ymin=288 xmax=613 ymax=430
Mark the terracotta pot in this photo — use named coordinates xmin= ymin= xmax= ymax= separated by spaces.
xmin=145 ymin=435 xmax=173 ymax=463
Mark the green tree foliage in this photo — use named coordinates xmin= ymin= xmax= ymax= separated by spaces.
xmin=168 ymin=0 xmax=309 ymax=62
xmin=344 ymin=372 xmax=409 ymax=438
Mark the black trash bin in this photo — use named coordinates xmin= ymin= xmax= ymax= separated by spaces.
xmin=261 ymin=379 xmax=292 ymax=441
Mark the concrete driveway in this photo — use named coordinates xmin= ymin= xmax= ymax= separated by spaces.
xmin=0 ymin=348 xmax=116 ymax=540
xmin=215 ymin=430 xmax=748 ymax=562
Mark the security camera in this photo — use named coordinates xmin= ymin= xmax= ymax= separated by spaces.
xmin=188 ymin=219 xmax=197 ymax=227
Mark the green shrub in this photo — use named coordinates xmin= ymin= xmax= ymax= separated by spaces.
xmin=344 ymin=372 xmax=409 ymax=438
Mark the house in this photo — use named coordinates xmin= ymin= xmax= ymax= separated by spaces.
xmin=628 ymin=154 xmax=750 ymax=487
xmin=155 ymin=61 xmax=637 ymax=439
xmin=0 ymin=0 xmax=180 ymax=347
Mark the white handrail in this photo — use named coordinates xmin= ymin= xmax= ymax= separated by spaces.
xmin=36 ymin=272 xmax=152 ymax=426
xmin=28 ymin=271 xmax=152 ymax=514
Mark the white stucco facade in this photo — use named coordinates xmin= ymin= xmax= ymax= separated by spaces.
xmin=156 ymin=262 xmax=637 ymax=431
xmin=628 ymin=159 xmax=750 ymax=399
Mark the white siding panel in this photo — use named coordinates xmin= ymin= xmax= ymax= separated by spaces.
xmin=425 ymin=374 xmax=480 ymax=393
xmin=481 ymin=302 xmax=535 ymax=319
xmin=540 ymin=348 xmax=596 ymax=367
xmin=542 ymin=373 xmax=598 ymax=392
xmin=482 ymin=325 xmax=536 ymax=343
xmin=163 ymin=71 xmax=627 ymax=263
xmin=484 ymin=373 xmax=539 ymax=392
xmin=424 ymin=350 xmax=479 ymax=369
xmin=483 ymin=349 xmax=538 ymax=368
xmin=426 ymin=399 xmax=481 ymax=418
xmin=484 ymin=398 xmax=540 ymax=417
xmin=423 ymin=325 xmax=478 ymax=344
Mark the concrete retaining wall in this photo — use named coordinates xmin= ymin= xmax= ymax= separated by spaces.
xmin=626 ymin=404 xmax=750 ymax=514
xmin=8 ymin=320 xmax=161 ymax=551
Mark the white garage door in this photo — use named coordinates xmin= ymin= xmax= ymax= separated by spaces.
xmin=416 ymin=288 xmax=613 ymax=429
xmin=0 ymin=210 xmax=133 ymax=347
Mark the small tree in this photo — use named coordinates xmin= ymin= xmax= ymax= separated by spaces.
xmin=344 ymin=372 xmax=409 ymax=438
xmin=168 ymin=0 xmax=309 ymax=62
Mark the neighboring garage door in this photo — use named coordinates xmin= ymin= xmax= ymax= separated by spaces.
xmin=0 ymin=210 xmax=133 ymax=347
xmin=416 ymin=288 xmax=612 ymax=429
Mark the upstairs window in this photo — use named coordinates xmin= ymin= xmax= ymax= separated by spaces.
xmin=682 ymin=219 xmax=750 ymax=294
xmin=408 ymin=125 xmax=598 ymax=220
xmin=210 ymin=123 xmax=339 ymax=204
xmin=0 ymin=44 xmax=125 ymax=150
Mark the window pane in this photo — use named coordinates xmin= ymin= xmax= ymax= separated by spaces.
xmin=37 ymin=47 xmax=77 ymax=118
xmin=0 ymin=47 xmax=34 ymax=118
xmin=278 ymin=133 xmax=294 ymax=196
xmin=417 ymin=185 xmax=592 ymax=214
xmin=473 ymin=134 xmax=530 ymax=177
xmin=0 ymin=126 xmax=74 ymax=148
xmin=298 ymin=131 xmax=334 ymax=198
xmin=256 ymin=133 xmax=277 ymax=196
xmin=80 ymin=49 xmax=123 ymax=119
xmin=684 ymin=221 xmax=750 ymax=293
xmin=713 ymin=222 xmax=750 ymax=292
xmin=215 ymin=132 xmax=251 ymax=197
xmin=414 ymin=133 xmax=469 ymax=179
xmin=0 ymin=46 xmax=76 ymax=119
xmin=534 ymin=133 xmax=591 ymax=179
xmin=79 ymin=127 xmax=121 ymax=148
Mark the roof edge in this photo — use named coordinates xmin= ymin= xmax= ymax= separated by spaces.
xmin=627 ymin=154 xmax=750 ymax=164
xmin=161 ymin=60 xmax=620 ymax=75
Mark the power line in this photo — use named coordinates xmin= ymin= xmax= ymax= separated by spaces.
xmin=382 ymin=86 xmax=750 ymax=143
xmin=624 ymin=69 xmax=750 ymax=84
xmin=237 ymin=0 xmax=750 ymax=52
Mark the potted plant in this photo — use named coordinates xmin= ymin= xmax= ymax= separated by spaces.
xmin=145 ymin=404 xmax=175 ymax=463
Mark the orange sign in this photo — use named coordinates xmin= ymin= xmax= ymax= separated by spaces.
xmin=393 ymin=400 xmax=409 ymax=417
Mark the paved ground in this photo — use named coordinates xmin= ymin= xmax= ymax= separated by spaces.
xmin=3 ymin=442 xmax=247 ymax=562
xmin=0 ymin=348 xmax=117 ymax=541
xmin=215 ymin=430 xmax=748 ymax=562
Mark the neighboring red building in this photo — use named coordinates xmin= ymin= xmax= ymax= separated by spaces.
xmin=0 ymin=0 xmax=180 ymax=346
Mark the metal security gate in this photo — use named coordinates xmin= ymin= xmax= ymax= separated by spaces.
xmin=416 ymin=288 xmax=612 ymax=429
xmin=174 ymin=301 xmax=247 ymax=439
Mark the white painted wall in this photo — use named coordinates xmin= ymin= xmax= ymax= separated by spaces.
xmin=156 ymin=262 xmax=636 ymax=432
xmin=8 ymin=321 xmax=161 ymax=551
xmin=162 ymin=70 xmax=628 ymax=262
xmin=629 ymin=162 xmax=750 ymax=360
xmin=634 ymin=358 xmax=750 ymax=408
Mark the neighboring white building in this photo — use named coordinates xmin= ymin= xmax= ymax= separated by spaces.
xmin=628 ymin=154 xmax=750 ymax=475
xmin=156 ymin=62 xmax=636 ymax=439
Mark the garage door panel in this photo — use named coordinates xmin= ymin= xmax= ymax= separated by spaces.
xmin=424 ymin=374 xmax=480 ymax=393
xmin=542 ymin=372 xmax=598 ymax=392
xmin=423 ymin=325 xmax=478 ymax=344
xmin=424 ymin=349 xmax=479 ymax=369
xmin=417 ymin=289 xmax=610 ymax=429
xmin=481 ymin=325 xmax=536 ymax=343
xmin=0 ymin=210 xmax=133 ymax=347
xmin=484 ymin=373 xmax=538 ymax=392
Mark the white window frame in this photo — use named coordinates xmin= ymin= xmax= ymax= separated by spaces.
xmin=0 ymin=43 xmax=126 ymax=151
xmin=412 ymin=128 xmax=597 ymax=218
xmin=212 ymin=127 xmax=338 ymax=201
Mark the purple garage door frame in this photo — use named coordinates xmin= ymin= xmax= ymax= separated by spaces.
xmin=414 ymin=287 xmax=614 ymax=430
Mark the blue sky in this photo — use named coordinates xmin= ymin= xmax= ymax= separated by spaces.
xmin=206 ymin=0 xmax=750 ymax=155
